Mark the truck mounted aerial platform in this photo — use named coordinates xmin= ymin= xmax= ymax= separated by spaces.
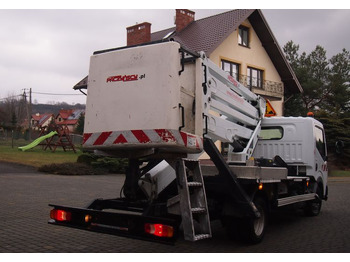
xmin=49 ymin=41 xmax=328 ymax=244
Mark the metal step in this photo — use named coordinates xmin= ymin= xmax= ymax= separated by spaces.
xmin=277 ymin=193 xmax=317 ymax=207
xmin=191 ymin=207 xmax=207 ymax=213
xmin=187 ymin=182 xmax=203 ymax=187
xmin=176 ymin=158 xmax=212 ymax=241
xmin=193 ymin=234 xmax=211 ymax=241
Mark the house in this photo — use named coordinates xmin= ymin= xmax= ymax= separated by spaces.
xmin=55 ymin=109 xmax=84 ymax=133
xmin=125 ymin=9 xmax=302 ymax=116
xmin=31 ymin=113 xmax=54 ymax=130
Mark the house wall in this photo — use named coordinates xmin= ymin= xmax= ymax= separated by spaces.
xmin=42 ymin=116 xmax=53 ymax=128
xmin=209 ymin=19 xmax=284 ymax=116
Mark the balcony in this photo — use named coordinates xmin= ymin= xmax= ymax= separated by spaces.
xmin=237 ymin=74 xmax=284 ymax=97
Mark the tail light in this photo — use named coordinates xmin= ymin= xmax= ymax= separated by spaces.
xmin=144 ymin=223 xmax=174 ymax=238
xmin=50 ymin=209 xmax=72 ymax=222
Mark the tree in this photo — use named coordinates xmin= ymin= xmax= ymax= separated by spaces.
xmin=283 ymin=41 xmax=350 ymax=117
xmin=325 ymin=49 xmax=350 ymax=116
xmin=75 ymin=113 xmax=85 ymax=135
xmin=283 ymin=42 xmax=334 ymax=115
xmin=0 ymin=94 xmax=27 ymax=130
xmin=283 ymin=42 xmax=350 ymax=169
xmin=11 ymin=112 xmax=17 ymax=128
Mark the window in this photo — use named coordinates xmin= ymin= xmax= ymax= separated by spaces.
xmin=238 ymin=25 xmax=249 ymax=47
xmin=315 ymin=126 xmax=327 ymax=160
xmin=247 ymin=67 xmax=263 ymax=89
xmin=221 ymin=60 xmax=240 ymax=80
xmin=259 ymin=127 xmax=283 ymax=140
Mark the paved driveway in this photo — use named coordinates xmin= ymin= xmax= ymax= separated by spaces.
xmin=0 ymin=161 xmax=349 ymax=252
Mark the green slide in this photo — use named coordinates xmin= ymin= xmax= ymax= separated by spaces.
xmin=18 ymin=131 xmax=58 ymax=152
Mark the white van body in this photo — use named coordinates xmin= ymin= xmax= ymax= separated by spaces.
xmin=253 ymin=117 xmax=328 ymax=194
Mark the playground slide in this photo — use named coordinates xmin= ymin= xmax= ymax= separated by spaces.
xmin=18 ymin=131 xmax=58 ymax=152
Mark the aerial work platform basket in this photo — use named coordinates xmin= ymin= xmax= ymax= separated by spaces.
xmin=83 ymin=41 xmax=265 ymax=161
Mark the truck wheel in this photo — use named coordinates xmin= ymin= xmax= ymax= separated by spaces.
xmin=236 ymin=197 xmax=267 ymax=244
xmin=304 ymin=184 xmax=322 ymax=216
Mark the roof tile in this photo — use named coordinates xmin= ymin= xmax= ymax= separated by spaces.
xmin=151 ymin=9 xmax=254 ymax=55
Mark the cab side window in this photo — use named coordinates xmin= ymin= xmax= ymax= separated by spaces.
xmin=315 ymin=126 xmax=327 ymax=160
xmin=259 ymin=126 xmax=283 ymax=140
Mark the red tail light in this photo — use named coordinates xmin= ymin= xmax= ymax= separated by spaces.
xmin=50 ymin=209 xmax=72 ymax=222
xmin=144 ymin=223 xmax=174 ymax=238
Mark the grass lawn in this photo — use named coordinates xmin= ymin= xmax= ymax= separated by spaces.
xmin=0 ymin=141 xmax=81 ymax=168
xmin=329 ymin=170 xmax=350 ymax=177
xmin=0 ymin=139 xmax=349 ymax=177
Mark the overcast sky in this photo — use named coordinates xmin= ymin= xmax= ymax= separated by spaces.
xmin=0 ymin=4 xmax=349 ymax=105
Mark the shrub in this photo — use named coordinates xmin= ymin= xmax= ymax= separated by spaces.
xmin=38 ymin=162 xmax=104 ymax=175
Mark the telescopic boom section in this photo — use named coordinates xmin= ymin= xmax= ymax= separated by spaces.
xmin=200 ymin=52 xmax=266 ymax=163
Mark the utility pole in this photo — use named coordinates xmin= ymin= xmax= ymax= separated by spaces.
xmin=23 ymin=88 xmax=32 ymax=140
xmin=28 ymin=88 xmax=32 ymax=140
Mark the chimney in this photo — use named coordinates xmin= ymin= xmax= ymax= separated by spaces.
xmin=175 ymin=9 xmax=195 ymax=32
xmin=126 ymin=22 xmax=151 ymax=46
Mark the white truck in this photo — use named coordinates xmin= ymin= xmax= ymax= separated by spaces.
xmin=49 ymin=41 xmax=328 ymax=244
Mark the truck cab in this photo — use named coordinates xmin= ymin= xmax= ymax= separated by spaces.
xmin=253 ymin=117 xmax=328 ymax=199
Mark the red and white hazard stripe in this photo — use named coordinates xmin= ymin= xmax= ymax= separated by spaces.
xmin=83 ymin=129 xmax=203 ymax=152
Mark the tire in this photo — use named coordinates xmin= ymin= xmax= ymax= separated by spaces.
xmin=226 ymin=197 xmax=268 ymax=244
xmin=304 ymin=184 xmax=322 ymax=216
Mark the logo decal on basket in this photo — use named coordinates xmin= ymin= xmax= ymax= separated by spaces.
xmin=106 ymin=74 xmax=145 ymax=83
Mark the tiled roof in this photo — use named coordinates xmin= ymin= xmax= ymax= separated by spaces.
xmin=151 ymin=9 xmax=254 ymax=55
xmin=56 ymin=109 xmax=84 ymax=126
xmin=31 ymin=113 xmax=53 ymax=127
xmin=175 ymin=9 xmax=254 ymax=55
xmin=58 ymin=109 xmax=74 ymax=120
xmin=151 ymin=27 xmax=175 ymax=42
xmin=31 ymin=113 xmax=52 ymax=122
xmin=38 ymin=114 xmax=52 ymax=126
xmin=67 ymin=109 xmax=84 ymax=120
xmin=32 ymin=114 xmax=42 ymax=121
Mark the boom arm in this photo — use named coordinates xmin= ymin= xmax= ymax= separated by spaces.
xmin=200 ymin=52 xmax=266 ymax=163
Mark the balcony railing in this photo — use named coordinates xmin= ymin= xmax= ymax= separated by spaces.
xmin=237 ymin=74 xmax=284 ymax=96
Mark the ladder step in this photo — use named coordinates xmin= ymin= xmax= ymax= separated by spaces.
xmin=176 ymin=158 xmax=212 ymax=241
xmin=193 ymin=234 xmax=211 ymax=241
xmin=191 ymin=207 xmax=207 ymax=214
xmin=187 ymin=182 xmax=203 ymax=187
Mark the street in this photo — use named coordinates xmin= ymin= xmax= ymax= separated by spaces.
xmin=0 ymin=161 xmax=349 ymax=253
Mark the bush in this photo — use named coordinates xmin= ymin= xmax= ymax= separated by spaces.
xmin=90 ymin=157 xmax=128 ymax=174
xmin=77 ymin=152 xmax=99 ymax=165
xmin=39 ymin=153 xmax=128 ymax=176
xmin=38 ymin=162 xmax=104 ymax=175
xmin=77 ymin=152 xmax=128 ymax=173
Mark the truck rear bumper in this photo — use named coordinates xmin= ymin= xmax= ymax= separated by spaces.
xmin=48 ymin=202 xmax=180 ymax=244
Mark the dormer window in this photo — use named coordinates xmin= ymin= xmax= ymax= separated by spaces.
xmin=238 ymin=25 xmax=249 ymax=47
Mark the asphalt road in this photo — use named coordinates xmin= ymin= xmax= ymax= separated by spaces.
xmin=0 ymin=161 xmax=349 ymax=253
